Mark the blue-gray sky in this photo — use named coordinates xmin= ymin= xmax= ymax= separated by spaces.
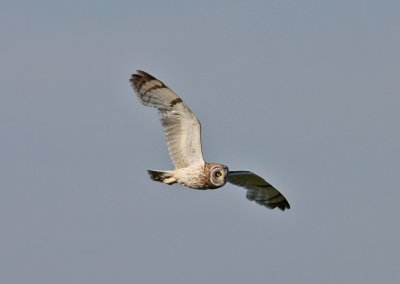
xmin=1 ymin=1 xmax=399 ymax=283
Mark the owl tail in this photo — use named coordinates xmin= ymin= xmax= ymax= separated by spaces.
xmin=147 ymin=170 xmax=177 ymax=185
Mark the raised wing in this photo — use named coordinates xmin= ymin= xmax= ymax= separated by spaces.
xmin=227 ymin=171 xmax=290 ymax=210
xmin=130 ymin=70 xmax=204 ymax=168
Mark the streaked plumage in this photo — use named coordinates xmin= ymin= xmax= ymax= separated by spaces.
xmin=130 ymin=70 xmax=290 ymax=210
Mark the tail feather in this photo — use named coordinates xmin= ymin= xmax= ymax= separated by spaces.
xmin=147 ymin=170 xmax=177 ymax=185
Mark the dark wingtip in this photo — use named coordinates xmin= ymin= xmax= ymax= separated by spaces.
xmin=129 ymin=70 xmax=155 ymax=91
xmin=273 ymin=199 xmax=290 ymax=211
xmin=129 ymin=70 xmax=167 ymax=91
xmin=258 ymin=199 xmax=290 ymax=211
xmin=136 ymin=70 xmax=157 ymax=80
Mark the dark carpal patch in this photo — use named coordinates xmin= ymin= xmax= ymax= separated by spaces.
xmin=170 ymin=97 xmax=182 ymax=107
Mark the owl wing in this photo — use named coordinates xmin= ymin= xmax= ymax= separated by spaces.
xmin=227 ymin=171 xmax=290 ymax=210
xmin=130 ymin=70 xmax=204 ymax=169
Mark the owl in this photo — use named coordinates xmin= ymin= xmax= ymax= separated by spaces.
xmin=130 ymin=70 xmax=290 ymax=210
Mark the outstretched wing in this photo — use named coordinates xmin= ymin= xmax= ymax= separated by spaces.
xmin=130 ymin=70 xmax=204 ymax=169
xmin=227 ymin=171 xmax=290 ymax=210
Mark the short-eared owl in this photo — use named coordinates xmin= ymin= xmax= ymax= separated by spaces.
xmin=130 ymin=70 xmax=290 ymax=210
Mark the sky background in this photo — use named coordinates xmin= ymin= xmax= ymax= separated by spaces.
xmin=1 ymin=0 xmax=400 ymax=283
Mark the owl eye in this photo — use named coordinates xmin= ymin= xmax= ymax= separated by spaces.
xmin=216 ymin=171 xmax=222 ymax=177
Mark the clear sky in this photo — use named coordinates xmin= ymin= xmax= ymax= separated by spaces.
xmin=1 ymin=1 xmax=400 ymax=283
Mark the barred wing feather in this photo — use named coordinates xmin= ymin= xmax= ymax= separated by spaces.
xmin=130 ymin=71 xmax=204 ymax=168
xmin=228 ymin=171 xmax=290 ymax=210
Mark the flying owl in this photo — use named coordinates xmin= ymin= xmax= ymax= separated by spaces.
xmin=129 ymin=70 xmax=290 ymax=210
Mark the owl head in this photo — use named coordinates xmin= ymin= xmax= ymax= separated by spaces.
xmin=209 ymin=164 xmax=229 ymax=187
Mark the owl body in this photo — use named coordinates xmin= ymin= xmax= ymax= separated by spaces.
xmin=148 ymin=162 xmax=228 ymax=190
